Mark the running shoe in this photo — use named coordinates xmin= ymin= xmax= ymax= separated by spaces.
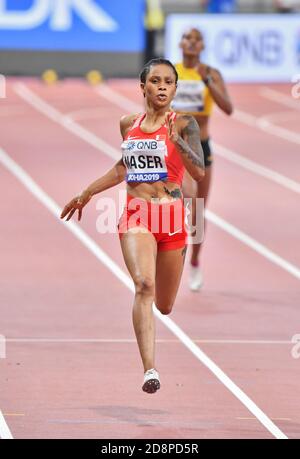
xmin=189 ymin=265 xmax=203 ymax=291
xmin=142 ymin=368 xmax=160 ymax=394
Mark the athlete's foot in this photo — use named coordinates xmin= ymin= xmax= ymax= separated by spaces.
xmin=142 ymin=368 xmax=160 ymax=394
xmin=189 ymin=264 xmax=203 ymax=291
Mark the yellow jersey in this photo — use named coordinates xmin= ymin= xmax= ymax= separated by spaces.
xmin=172 ymin=63 xmax=214 ymax=117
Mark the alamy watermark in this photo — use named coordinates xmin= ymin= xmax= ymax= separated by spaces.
xmin=94 ymin=190 xmax=205 ymax=244
xmin=291 ymin=74 xmax=300 ymax=99
xmin=291 ymin=334 xmax=300 ymax=359
xmin=0 ymin=334 xmax=6 ymax=359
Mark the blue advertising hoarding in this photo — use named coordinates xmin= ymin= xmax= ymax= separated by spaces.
xmin=0 ymin=0 xmax=145 ymax=52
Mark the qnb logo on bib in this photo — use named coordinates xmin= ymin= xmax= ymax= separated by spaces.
xmin=122 ymin=139 xmax=168 ymax=183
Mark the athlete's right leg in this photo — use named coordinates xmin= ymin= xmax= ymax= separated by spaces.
xmin=120 ymin=229 xmax=157 ymax=373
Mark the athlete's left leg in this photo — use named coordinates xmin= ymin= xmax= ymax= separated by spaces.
xmin=155 ymin=246 xmax=187 ymax=315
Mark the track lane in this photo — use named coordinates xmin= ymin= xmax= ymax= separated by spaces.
xmin=0 ymin=78 xmax=298 ymax=438
xmin=0 ymin=149 xmax=280 ymax=439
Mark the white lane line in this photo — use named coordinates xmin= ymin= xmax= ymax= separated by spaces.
xmin=4 ymin=338 xmax=294 ymax=344
xmin=0 ymin=410 xmax=13 ymax=439
xmin=212 ymin=142 xmax=300 ymax=194
xmin=65 ymin=107 xmax=109 ymax=122
xmin=0 ymin=146 xmax=288 ymax=439
xmin=233 ymin=108 xmax=300 ymax=146
xmin=257 ymin=116 xmax=300 ymax=146
xmin=237 ymin=417 xmax=291 ymax=422
xmin=13 ymin=83 xmax=119 ymax=161
xmin=206 ymin=210 xmax=300 ymax=280
xmin=97 ymin=82 xmax=300 ymax=148
xmin=98 ymin=82 xmax=300 ymax=147
xmin=95 ymin=83 xmax=145 ymax=114
xmin=260 ymin=87 xmax=300 ymax=111
xmin=14 ymin=82 xmax=300 ymax=281
xmin=256 ymin=110 xmax=299 ymax=124
xmin=97 ymin=83 xmax=300 ymax=194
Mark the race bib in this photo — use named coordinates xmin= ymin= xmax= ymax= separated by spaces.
xmin=172 ymin=80 xmax=205 ymax=113
xmin=122 ymin=138 xmax=168 ymax=183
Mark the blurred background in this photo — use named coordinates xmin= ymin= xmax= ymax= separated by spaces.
xmin=0 ymin=0 xmax=300 ymax=81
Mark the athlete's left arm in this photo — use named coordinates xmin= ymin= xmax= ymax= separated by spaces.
xmin=205 ymin=68 xmax=233 ymax=115
xmin=168 ymin=114 xmax=205 ymax=182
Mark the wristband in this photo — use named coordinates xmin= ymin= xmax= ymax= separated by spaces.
xmin=203 ymin=75 xmax=213 ymax=86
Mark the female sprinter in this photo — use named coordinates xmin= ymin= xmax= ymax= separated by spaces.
xmin=172 ymin=28 xmax=233 ymax=291
xmin=60 ymin=58 xmax=205 ymax=394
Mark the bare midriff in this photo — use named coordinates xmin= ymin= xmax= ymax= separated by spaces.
xmin=127 ymin=180 xmax=182 ymax=203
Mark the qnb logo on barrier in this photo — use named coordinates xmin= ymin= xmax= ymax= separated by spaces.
xmin=0 ymin=0 xmax=118 ymax=31
xmin=0 ymin=334 xmax=6 ymax=359
xmin=216 ymin=30 xmax=282 ymax=66
xmin=0 ymin=74 xmax=6 ymax=98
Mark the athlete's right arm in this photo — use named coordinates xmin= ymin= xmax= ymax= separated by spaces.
xmin=60 ymin=159 xmax=126 ymax=221
xmin=60 ymin=114 xmax=137 ymax=222
xmin=82 ymin=114 xmax=138 ymax=194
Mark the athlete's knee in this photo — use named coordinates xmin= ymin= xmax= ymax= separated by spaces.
xmin=156 ymin=301 xmax=174 ymax=315
xmin=134 ymin=275 xmax=155 ymax=297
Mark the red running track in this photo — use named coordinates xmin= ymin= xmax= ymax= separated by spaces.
xmin=0 ymin=78 xmax=299 ymax=439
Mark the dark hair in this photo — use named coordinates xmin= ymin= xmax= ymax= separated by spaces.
xmin=139 ymin=58 xmax=178 ymax=84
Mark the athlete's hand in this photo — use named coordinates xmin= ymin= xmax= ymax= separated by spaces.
xmin=60 ymin=190 xmax=92 ymax=222
xmin=166 ymin=112 xmax=180 ymax=144
xmin=196 ymin=63 xmax=210 ymax=80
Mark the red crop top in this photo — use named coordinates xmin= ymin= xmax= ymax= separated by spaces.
xmin=121 ymin=112 xmax=185 ymax=186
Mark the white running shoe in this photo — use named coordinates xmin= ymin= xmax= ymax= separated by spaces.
xmin=142 ymin=368 xmax=160 ymax=394
xmin=189 ymin=265 xmax=203 ymax=291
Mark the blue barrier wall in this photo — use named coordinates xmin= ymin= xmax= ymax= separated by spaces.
xmin=0 ymin=0 xmax=145 ymax=52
